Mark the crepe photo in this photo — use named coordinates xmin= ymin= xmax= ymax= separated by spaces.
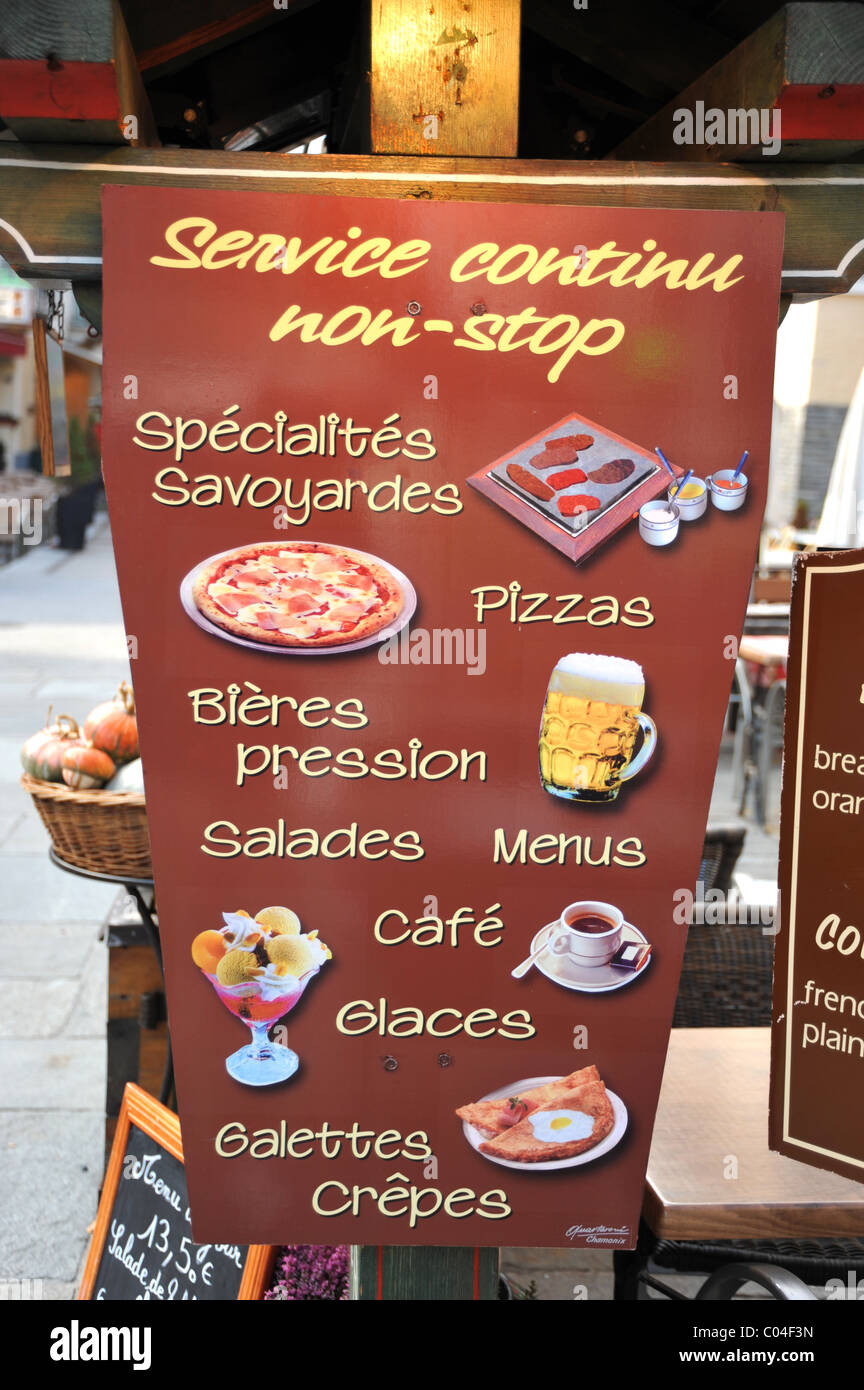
xmin=457 ymin=1064 xmax=627 ymax=1171
xmin=180 ymin=539 xmax=416 ymax=654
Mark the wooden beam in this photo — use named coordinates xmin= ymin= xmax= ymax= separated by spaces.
xmin=0 ymin=0 xmax=113 ymax=61
xmin=370 ymin=0 xmax=520 ymax=157
xmin=117 ymin=0 xmax=317 ymax=79
xmin=614 ymin=3 xmax=864 ymax=163
xmin=112 ymin=0 xmax=160 ymax=147
xmin=132 ymin=0 xmax=293 ymax=76
xmin=0 ymin=0 xmax=158 ymax=145
xmin=0 ymin=145 xmax=861 ymax=299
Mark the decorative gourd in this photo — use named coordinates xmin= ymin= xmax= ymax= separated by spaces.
xmin=20 ymin=708 xmax=61 ymax=776
xmin=62 ymin=744 xmax=116 ymax=790
xmin=105 ymin=756 xmax=145 ymax=793
xmin=84 ymin=682 xmax=138 ymax=765
xmin=26 ymin=715 xmax=85 ymax=782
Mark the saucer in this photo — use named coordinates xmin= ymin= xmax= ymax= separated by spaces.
xmin=528 ymin=920 xmax=651 ymax=993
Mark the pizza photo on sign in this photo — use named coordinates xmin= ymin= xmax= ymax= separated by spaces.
xmin=180 ymin=540 xmax=416 ymax=654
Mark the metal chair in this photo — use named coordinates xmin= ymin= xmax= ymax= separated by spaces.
xmin=728 ymin=659 xmax=754 ymax=808
xmin=616 ymin=1232 xmax=864 ymax=1301
xmin=695 ymin=823 xmax=748 ymax=898
xmin=697 ymin=1264 xmax=814 ymax=1301
xmin=673 ymin=925 xmax=773 ymax=1028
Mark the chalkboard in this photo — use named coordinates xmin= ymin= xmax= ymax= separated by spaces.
xmin=78 ymin=1084 xmax=275 ymax=1300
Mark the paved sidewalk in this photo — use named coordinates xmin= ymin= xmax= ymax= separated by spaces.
xmin=0 ymin=513 xmax=128 ymax=1298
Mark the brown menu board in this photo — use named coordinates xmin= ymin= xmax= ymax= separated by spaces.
xmin=102 ymin=186 xmax=783 ymax=1247
xmin=770 ymin=550 xmax=864 ymax=1182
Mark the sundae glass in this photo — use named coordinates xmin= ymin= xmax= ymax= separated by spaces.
xmin=191 ymin=905 xmax=331 ymax=1086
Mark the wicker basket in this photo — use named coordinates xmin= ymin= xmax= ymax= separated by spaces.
xmin=21 ymin=773 xmax=152 ymax=880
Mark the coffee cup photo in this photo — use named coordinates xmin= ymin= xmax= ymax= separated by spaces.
xmin=560 ymin=900 xmax=624 ymax=965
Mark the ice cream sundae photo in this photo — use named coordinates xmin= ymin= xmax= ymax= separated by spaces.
xmin=191 ymin=904 xmax=331 ymax=1086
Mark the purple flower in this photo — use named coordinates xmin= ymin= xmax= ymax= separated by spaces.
xmin=265 ymin=1245 xmax=349 ymax=1301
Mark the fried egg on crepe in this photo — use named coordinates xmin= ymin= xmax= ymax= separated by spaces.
xmin=455 ymin=1065 xmax=600 ymax=1138
xmin=478 ymin=1080 xmax=614 ymax=1163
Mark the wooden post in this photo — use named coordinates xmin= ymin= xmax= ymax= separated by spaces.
xmin=613 ymin=3 xmax=864 ymax=163
xmin=351 ymin=1246 xmax=501 ymax=1301
xmin=31 ymin=318 xmax=70 ymax=477
xmin=370 ymin=0 xmax=520 ymax=156
xmin=0 ymin=0 xmax=159 ymax=146
xmin=351 ymin=0 xmax=521 ymax=1300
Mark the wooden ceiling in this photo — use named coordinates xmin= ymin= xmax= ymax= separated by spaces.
xmin=521 ymin=0 xmax=798 ymax=158
xmin=71 ymin=0 xmax=859 ymax=156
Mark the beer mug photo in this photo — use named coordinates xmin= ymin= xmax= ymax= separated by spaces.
xmin=539 ymin=652 xmax=657 ymax=803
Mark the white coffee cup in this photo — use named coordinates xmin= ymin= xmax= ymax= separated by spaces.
xmin=560 ymin=900 xmax=624 ymax=966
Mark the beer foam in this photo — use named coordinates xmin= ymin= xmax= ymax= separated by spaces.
xmin=556 ymin=652 xmax=644 ymax=683
xmin=549 ymin=651 xmax=645 ymax=706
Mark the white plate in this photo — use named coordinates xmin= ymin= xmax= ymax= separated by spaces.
xmin=179 ymin=542 xmax=417 ymax=656
xmin=462 ymin=1075 xmax=628 ymax=1172
xmin=529 ymin=920 xmax=651 ymax=994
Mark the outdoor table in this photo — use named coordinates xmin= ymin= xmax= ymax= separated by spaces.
xmin=738 ymin=633 xmax=789 ymax=675
xmin=744 ymin=601 xmax=790 ymax=635
xmin=48 ymin=845 xmax=160 ymax=960
xmin=760 ymin=549 xmax=798 ymax=572
xmin=645 ymin=1027 xmax=864 ymax=1240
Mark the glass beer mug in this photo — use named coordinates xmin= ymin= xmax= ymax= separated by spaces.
xmin=539 ymin=652 xmax=657 ymax=803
